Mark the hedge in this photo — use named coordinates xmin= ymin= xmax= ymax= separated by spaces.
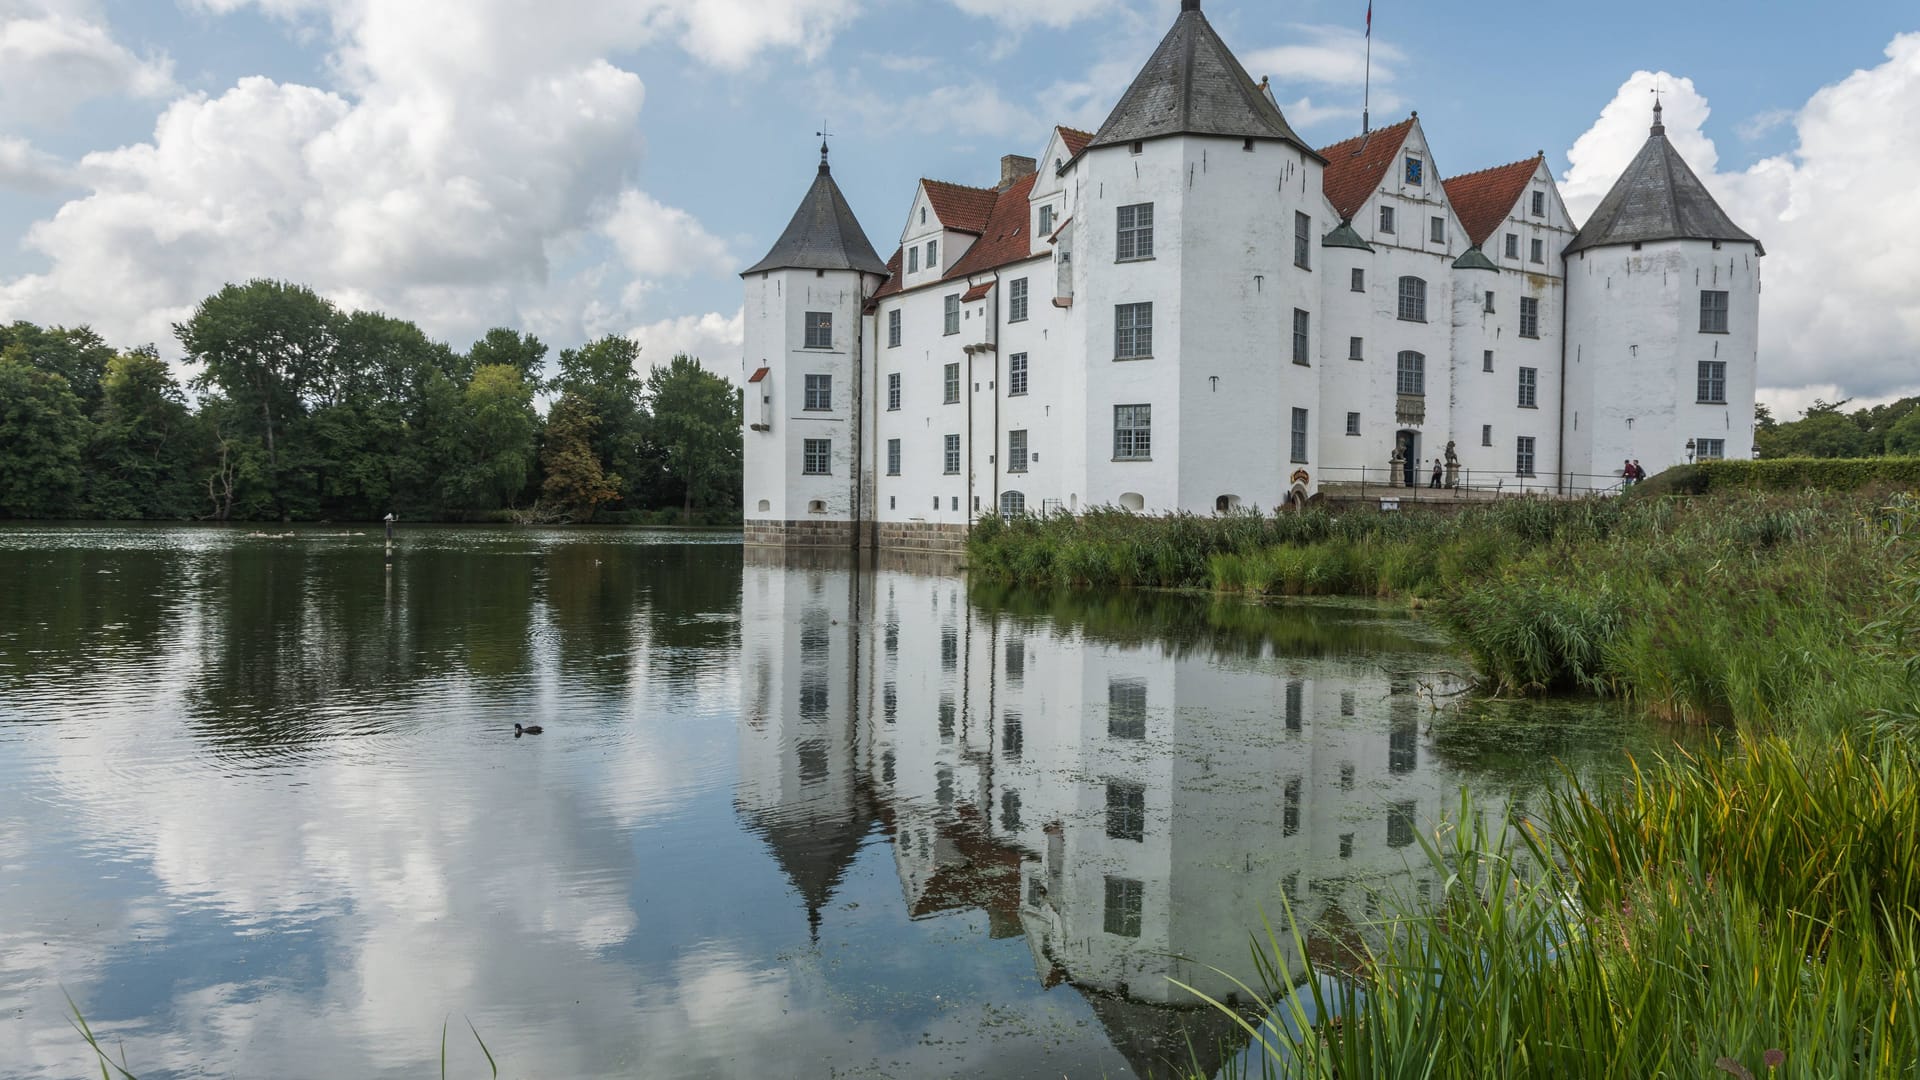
xmin=1649 ymin=457 xmax=1920 ymax=495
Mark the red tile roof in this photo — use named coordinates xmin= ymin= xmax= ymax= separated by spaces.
xmin=1318 ymin=118 xmax=1416 ymax=222
xmin=1058 ymin=126 xmax=1093 ymax=157
xmin=1443 ymin=156 xmax=1542 ymax=247
xmin=922 ymin=179 xmax=999 ymax=234
xmin=748 ymin=367 xmax=770 ymax=384
xmin=960 ymin=282 xmax=994 ymax=302
xmin=869 ymin=247 xmax=904 ymax=304
xmin=946 ymin=173 xmax=1040 ymax=281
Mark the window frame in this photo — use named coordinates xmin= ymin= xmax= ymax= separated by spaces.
xmin=1037 ymin=203 xmax=1054 ymax=238
xmin=1518 ymin=366 xmax=1539 ymax=409
xmin=1114 ymin=302 xmax=1154 ymax=360
xmin=1697 ymin=437 xmax=1727 ymax=461
xmin=943 ymin=294 xmax=960 ymax=336
xmin=1700 ymin=290 xmax=1730 ymax=334
xmin=1116 ymin=202 xmax=1155 ymax=262
xmin=1007 ymin=277 xmax=1029 ymax=323
xmin=1396 ymin=276 xmax=1427 ymax=323
xmin=1349 ymin=336 xmax=1364 ymax=362
xmin=1530 ymin=237 xmax=1545 ymax=264
xmin=1396 ymin=351 xmax=1426 ymax=397
xmin=943 ymin=433 xmax=961 ymax=476
xmin=1350 ymin=267 xmax=1365 ymax=293
xmin=1007 ymin=352 xmax=1029 ymax=397
xmin=1290 ymin=407 xmax=1310 ymax=464
xmin=926 ymin=239 xmax=938 ymax=269
xmin=1379 ymin=204 xmax=1396 ymax=234
xmin=1519 ymin=296 xmax=1541 ymax=339
xmin=944 ymin=362 xmax=960 ymax=405
xmin=1482 ymin=424 xmax=1493 ymax=447
xmin=887 ymin=372 xmax=901 ymax=411
xmin=1532 ymin=190 xmax=1547 ymax=217
xmin=1294 ymin=211 xmax=1312 ymax=270
xmin=1516 ymin=435 xmax=1537 ymax=478
xmin=887 ymin=308 xmax=902 ymax=348
xmin=1106 ymin=781 xmax=1146 ymax=842
xmin=1346 ymin=411 xmax=1361 ymax=437
xmin=1698 ymin=360 xmax=1728 ymax=404
xmin=907 ymin=247 xmax=920 ymax=274
xmin=1007 ymin=428 xmax=1029 ymax=473
xmin=803 ymin=438 xmax=831 ymax=476
xmin=1103 ymin=876 xmax=1144 ymax=937
xmin=1291 ymin=308 xmax=1311 ymax=366
xmin=804 ymin=311 xmax=833 ymax=350
xmin=1483 ymin=349 xmax=1495 ymax=373
xmin=886 ymin=438 xmax=901 ymax=476
xmin=1113 ymin=404 xmax=1152 ymax=461
xmin=803 ymin=373 xmax=832 ymax=412
xmin=1505 ymin=232 xmax=1520 ymax=260
xmin=1430 ymin=215 xmax=1446 ymax=245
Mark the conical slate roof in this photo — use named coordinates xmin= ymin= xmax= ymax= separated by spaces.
xmin=1566 ymin=106 xmax=1763 ymax=256
xmin=1088 ymin=0 xmax=1318 ymax=159
xmin=742 ymin=145 xmax=891 ymax=277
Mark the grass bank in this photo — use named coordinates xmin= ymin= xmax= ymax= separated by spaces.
xmin=972 ymin=491 xmax=1914 ymax=725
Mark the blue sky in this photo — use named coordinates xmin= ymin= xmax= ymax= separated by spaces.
xmin=0 ymin=0 xmax=1916 ymax=413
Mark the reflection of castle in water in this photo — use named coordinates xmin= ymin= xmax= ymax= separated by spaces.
xmin=735 ymin=549 xmax=1511 ymax=1073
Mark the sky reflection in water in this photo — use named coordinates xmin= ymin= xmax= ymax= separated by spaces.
xmin=0 ymin=525 xmax=1660 ymax=1078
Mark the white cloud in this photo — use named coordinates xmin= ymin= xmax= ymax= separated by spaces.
xmin=0 ymin=2 xmax=174 ymax=124
xmin=0 ymin=133 xmax=67 ymax=191
xmin=946 ymin=0 xmax=1117 ymax=31
xmin=1562 ymin=42 xmax=1920 ymax=402
xmin=631 ymin=308 xmax=744 ymax=376
xmin=1243 ymin=25 xmax=1404 ymax=90
xmin=0 ymin=0 xmax=851 ymax=356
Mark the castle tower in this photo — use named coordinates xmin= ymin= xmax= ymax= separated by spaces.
xmin=741 ymin=143 xmax=891 ymax=548
xmin=1563 ymin=102 xmax=1763 ymax=481
xmin=1074 ymin=0 xmax=1327 ymax=514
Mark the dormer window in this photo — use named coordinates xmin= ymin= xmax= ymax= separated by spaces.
xmin=1531 ymin=191 xmax=1546 ymax=217
xmin=1130 ymin=141 xmax=1144 ymax=155
xmin=1038 ymin=204 xmax=1054 ymax=238
xmin=920 ymin=207 xmax=927 ymax=225
xmin=1405 ymin=156 xmax=1423 ymax=186
xmin=908 ymin=247 xmax=919 ymax=273
xmin=926 ymin=240 xmax=938 ymax=269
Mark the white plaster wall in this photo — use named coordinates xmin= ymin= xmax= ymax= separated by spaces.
xmin=742 ymin=271 xmax=790 ymax=521
xmin=871 ymin=279 xmax=989 ymax=527
xmin=991 ymin=255 xmax=1076 ymax=517
xmin=1565 ymin=239 xmax=1761 ymax=479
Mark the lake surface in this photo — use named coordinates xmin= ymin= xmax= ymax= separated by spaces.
xmin=0 ymin=526 xmax=1664 ymax=1079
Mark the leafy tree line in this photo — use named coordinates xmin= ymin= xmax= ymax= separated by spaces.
xmin=1756 ymin=397 xmax=1920 ymax=460
xmin=0 ymin=280 xmax=742 ymax=524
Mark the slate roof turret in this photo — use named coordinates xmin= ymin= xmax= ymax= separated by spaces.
xmin=1088 ymin=0 xmax=1319 ymax=159
xmin=743 ymin=143 xmax=891 ymax=277
xmin=1565 ymin=103 xmax=1763 ymax=257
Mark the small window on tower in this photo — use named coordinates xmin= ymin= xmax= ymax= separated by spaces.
xmin=1379 ymin=205 xmax=1396 ymax=235
xmin=1532 ymin=190 xmax=1546 ymax=217
xmin=804 ymin=312 xmax=832 ymax=350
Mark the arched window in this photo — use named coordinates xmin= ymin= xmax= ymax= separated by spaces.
xmin=999 ymin=491 xmax=1027 ymax=520
xmin=756 ymin=499 xmax=771 ymax=513
xmin=1118 ymin=492 xmax=1146 ymax=513
xmin=1215 ymin=495 xmax=1242 ymax=514
xmin=1396 ymin=276 xmax=1428 ymax=322
xmin=1396 ymin=351 xmax=1426 ymax=397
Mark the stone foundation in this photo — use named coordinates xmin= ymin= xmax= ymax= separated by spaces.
xmin=742 ymin=518 xmax=971 ymax=554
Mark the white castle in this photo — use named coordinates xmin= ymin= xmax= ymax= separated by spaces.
xmin=741 ymin=0 xmax=1762 ymax=549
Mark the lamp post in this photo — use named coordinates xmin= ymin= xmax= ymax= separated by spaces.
xmin=1685 ymin=439 xmax=1697 ymax=465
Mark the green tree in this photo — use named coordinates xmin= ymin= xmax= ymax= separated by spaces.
xmin=0 ymin=344 xmax=90 ymax=517
xmin=87 ymin=350 xmax=201 ymax=519
xmin=0 ymin=322 xmax=117 ymax=415
xmin=448 ymin=364 xmax=538 ymax=511
xmin=1887 ymin=408 xmax=1920 ymax=458
xmin=645 ymin=355 xmax=741 ymax=522
xmin=177 ymin=281 xmax=341 ymax=519
xmin=467 ymin=328 xmax=549 ymax=388
xmin=1756 ymin=399 xmax=1875 ymax=460
xmin=540 ymin=393 xmax=620 ymax=520
xmin=554 ymin=335 xmax=649 ymax=506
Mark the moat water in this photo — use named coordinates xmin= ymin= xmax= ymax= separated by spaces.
xmin=0 ymin=526 xmax=1676 ymax=1078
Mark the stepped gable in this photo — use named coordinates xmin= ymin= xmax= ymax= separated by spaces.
xmin=743 ymin=143 xmax=890 ymax=276
xmin=1319 ymin=117 xmax=1417 ymax=222
xmin=1087 ymin=0 xmax=1316 ymax=157
xmin=1566 ymin=103 xmax=1763 ymax=256
xmin=922 ymin=179 xmax=1000 ymax=235
xmin=1443 ymin=156 xmax=1542 ymax=247
xmin=947 ymin=173 xmax=1043 ymax=280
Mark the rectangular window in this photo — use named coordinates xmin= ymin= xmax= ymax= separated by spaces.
xmin=1379 ymin=205 xmax=1396 ymax=234
xmin=944 ymin=294 xmax=960 ymax=336
xmin=908 ymin=246 xmax=920 ymax=273
xmin=1109 ymin=678 xmax=1147 ymax=739
xmin=944 ymin=433 xmax=961 ymax=475
xmin=1531 ymin=237 xmax=1545 ymax=264
xmin=1038 ymin=204 xmax=1054 ymax=238
xmin=886 ymin=438 xmax=901 ymax=476
xmin=1516 ymin=436 xmax=1537 ymax=478
xmin=1351 ymin=267 xmax=1365 ymax=292
xmin=1698 ymin=360 xmax=1727 ymax=404
xmin=1701 ymin=290 xmax=1730 ymax=333
xmin=1007 ymin=429 xmax=1028 ymax=473
xmin=1001 ymin=788 xmax=1021 ymax=830
xmin=1106 ymin=781 xmax=1146 ymax=841
xmin=1397 ymin=276 xmax=1427 ymax=322
xmin=803 ymin=438 xmax=831 ymax=476
xmin=1104 ymin=876 xmax=1144 ymax=937
xmin=1484 ymin=290 xmax=1496 ymax=314
xmin=1430 ymin=216 xmax=1446 ymax=245
xmin=1482 ymin=424 xmax=1493 ymax=447
xmin=944 ymin=362 xmax=960 ymax=404
xmin=1290 ymin=408 xmax=1309 ymax=464
xmin=1113 ymin=404 xmax=1152 ymax=461
xmin=1505 ymin=232 xmax=1520 ymax=259
xmin=1397 ymin=351 xmax=1426 ymax=397
xmin=1283 ymin=777 xmax=1302 ymax=836
xmin=1294 ymin=211 xmax=1312 ymax=270
xmin=1002 ymin=715 xmax=1023 ymax=760
xmin=1349 ymin=336 xmax=1364 ymax=361
xmin=1532 ymin=190 xmax=1547 ymax=217
xmin=1346 ymin=411 xmax=1361 ymax=436
xmin=803 ymin=373 xmax=831 ymax=411
xmin=887 ymin=372 xmax=901 ymax=411
xmin=1116 ymin=202 xmax=1154 ymax=261
xmin=888 ymin=308 xmax=901 ymax=348
xmin=1008 ymin=352 xmax=1028 ymax=396
xmin=926 ymin=239 xmax=937 ymax=269
xmin=1483 ymin=349 xmax=1494 ymax=373
xmin=1697 ymin=437 xmax=1726 ymax=461
xmin=1518 ymin=366 xmax=1538 ymax=408
xmin=1291 ymin=308 xmax=1310 ymax=365
xmin=1008 ymin=278 xmax=1029 ymax=323
xmin=1388 ymin=802 xmax=1418 ymax=849
xmin=1115 ymin=302 xmax=1153 ymax=359
xmin=1520 ymin=296 xmax=1541 ymax=339
xmin=804 ymin=311 xmax=832 ymax=349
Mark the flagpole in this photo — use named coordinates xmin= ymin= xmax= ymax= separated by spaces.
xmin=1363 ymin=1 xmax=1373 ymax=134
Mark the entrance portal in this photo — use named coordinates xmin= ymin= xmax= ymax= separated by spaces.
xmin=1396 ymin=430 xmax=1420 ymax=488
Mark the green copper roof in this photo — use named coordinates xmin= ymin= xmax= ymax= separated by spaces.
xmin=1321 ymin=221 xmax=1373 ymax=251
xmin=1452 ymin=246 xmax=1499 ymax=272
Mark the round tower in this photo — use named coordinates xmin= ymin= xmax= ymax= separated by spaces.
xmin=1563 ymin=102 xmax=1763 ymax=482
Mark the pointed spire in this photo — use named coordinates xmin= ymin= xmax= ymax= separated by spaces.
xmin=819 ymin=139 xmax=831 ymax=173
xmin=1566 ymin=111 xmax=1763 ymax=257
xmin=1651 ymin=99 xmax=1666 ymax=137
xmin=742 ymin=145 xmax=890 ymax=277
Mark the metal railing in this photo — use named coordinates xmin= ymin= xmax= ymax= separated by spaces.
xmin=1314 ymin=466 xmax=1634 ymax=500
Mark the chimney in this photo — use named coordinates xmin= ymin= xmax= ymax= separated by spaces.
xmin=998 ymin=154 xmax=1037 ymax=191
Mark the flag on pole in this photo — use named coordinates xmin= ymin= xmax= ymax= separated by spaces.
xmin=1366 ymin=2 xmax=1373 ymax=37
